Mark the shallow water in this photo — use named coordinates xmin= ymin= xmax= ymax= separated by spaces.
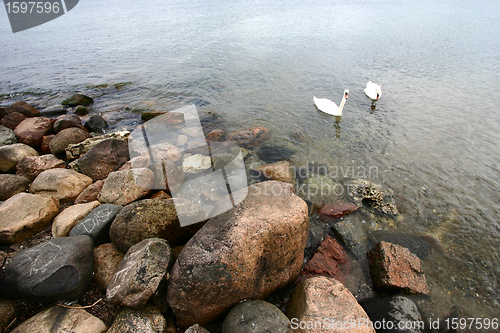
xmin=1 ymin=0 xmax=500 ymax=321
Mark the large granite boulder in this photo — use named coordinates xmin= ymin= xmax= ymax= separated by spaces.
xmin=167 ymin=181 xmax=309 ymax=329
xmin=15 ymin=154 xmax=65 ymax=181
xmin=13 ymin=116 xmax=53 ymax=148
xmin=0 ymin=174 xmax=31 ymax=201
xmin=98 ymin=168 xmax=154 ymax=206
xmin=0 ymin=143 xmax=38 ymax=173
xmin=0 ymin=193 xmax=59 ymax=244
xmin=78 ymin=138 xmax=130 ymax=181
xmin=0 ymin=235 xmax=94 ymax=303
xmin=286 ymin=276 xmax=375 ymax=333
xmin=30 ymin=168 xmax=93 ymax=201
xmin=106 ymin=238 xmax=172 ymax=308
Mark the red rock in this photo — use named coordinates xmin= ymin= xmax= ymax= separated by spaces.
xmin=318 ymin=201 xmax=359 ymax=222
xmin=301 ymin=235 xmax=352 ymax=284
xmin=226 ymin=126 xmax=270 ymax=149
xmin=3 ymin=101 xmax=40 ymax=117
xmin=1 ymin=111 xmax=28 ymax=129
xmin=205 ymin=129 xmax=226 ymax=142
xmin=74 ymin=179 xmax=105 ymax=204
xmin=40 ymin=134 xmax=55 ymax=154
xmin=251 ymin=161 xmax=295 ymax=185
xmin=14 ymin=116 xmax=53 ymax=148
xmin=16 ymin=154 xmax=66 ymax=181
xmin=367 ymin=241 xmax=429 ymax=295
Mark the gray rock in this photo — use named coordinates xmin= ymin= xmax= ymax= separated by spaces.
xmin=107 ymin=304 xmax=166 ymax=333
xmin=296 ymin=175 xmax=346 ymax=207
xmin=30 ymin=168 xmax=93 ymax=201
xmin=360 ymin=296 xmax=424 ymax=333
xmin=222 ymin=300 xmax=292 ymax=333
xmin=53 ymin=114 xmax=84 ymax=133
xmin=39 ymin=105 xmax=67 ymax=116
xmin=15 ymin=154 xmax=65 ymax=181
xmin=106 ymin=238 xmax=172 ymax=308
xmin=0 ymin=235 xmax=94 ymax=303
xmin=0 ymin=143 xmax=39 ymax=173
xmin=109 ymin=198 xmax=205 ymax=253
xmin=78 ymin=138 xmax=130 ymax=181
xmin=98 ymin=168 xmax=154 ymax=206
xmin=331 ymin=213 xmax=369 ymax=260
xmin=84 ymin=114 xmax=108 ymax=133
xmin=49 ymin=127 xmax=91 ymax=155
xmin=70 ymin=204 xmax=123 ymax=246
xmin=0 ymin=124 xmax=17 ymax=146
xmin=0 ymin=174 xmax=31 ymax=201
xmin=368 ymin=231 xmax=434 ymax=259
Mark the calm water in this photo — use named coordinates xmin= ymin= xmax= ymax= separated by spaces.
xmin=1 ymin=0 xmax=500 ymax=321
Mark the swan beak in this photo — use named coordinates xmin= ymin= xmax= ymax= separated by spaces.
xmin=376 ymin=93 xmax=380 ymax=100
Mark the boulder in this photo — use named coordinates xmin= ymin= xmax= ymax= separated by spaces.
xmin=78 ymin=138 xmax=130 ymax=181
xmin=110 ymin=198 xmax=205 ymax=253
xmin=70 ymin=204 xmax=123 ymax=246
xmin=0 ymin=143 xmax=38 ymax=173
xmin=331 ymin=214 xmax=369 ymax=260
xmin=66 ymin=131 xmax=129 ymax=159
xmin=53 ymin=114 xmax=84 ymax=133
xmin=286 ymin=276 xmax=375 ymax=333
xmin=222 ymin=300 xmax=292 ymax=333
xmin=0 ymin=174 xmax=31 ymax=201
xmin=9 ymin=305 xmax=107 ymax=333
xmin=93 ymin=243 xmax=125 ymax=289
xmin=0 ymin=235 xmax=94 ymax=303
xmin=1 ymin=112 xmax=28 ymax=130
xmin=296 ymin=176 xmax=345 ymax=207
xmin=52 ymin=201 xmax=101 ymax=237
xmin=318 ymin=201 xmax=358 ymax=222
xmin=15 ymin=154 xmax=65 ymax=181
xmin=39 ymin=105 xmax=66 ymax=116
xmin=30 ymin=168 xmax=93 ymax=201
xmin=49 ymin=127 xmax=91 ymax=155
xmin=74 ymin=179 xmax=105 ymax=204
xmin=167 ymin=181 xmax=309 ymax=329
xmin=106 ymin=238 xmax=172 ymax=308
xmin=98 ymin=168 xmax=154 ymax=206
xmin=347 ymin=179 xmax=399 ymax=215
xmin=62 ymin=94 xmax=94 ymax=107
xmin=74 ymin=105 xmax=90 ymax=115
xmin=226 ymin=126 xmax=269 ymax=149
xmin=106 ymin=304 xmax=166 ymax=333
xmin=3 ymin=101 xmax=39 ymax=117
xmin=13 ymin=116 xmax=53 ymax=148
xmin=367 ymin=242 xmax=428 ymax=295
xmin=251 ymin=160 xmax=296 ymax=185
xmin=300 ymin=235 xmax=352 ymax=284
xmin=84 ymin=114 xmax=108 ymax=133
xmin=0 ymin=124 xmax=17 ymax=146
xmin=40 ymin=134 xmax=55 ymax=154
xmin=0 ymin=193 xmax=59 ymax=244
xmin=360 ymin=296 xmax=424 ymax=333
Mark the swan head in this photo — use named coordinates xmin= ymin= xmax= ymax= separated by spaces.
xmin=344 ymin=89 xmax=349 ymax=99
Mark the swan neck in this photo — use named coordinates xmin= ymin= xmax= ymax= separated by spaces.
xmin=338 ymin=95 xmax=347 ymax=115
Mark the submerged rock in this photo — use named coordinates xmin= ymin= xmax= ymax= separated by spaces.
xmin=347 ymin=179 xmax=399 ymax=216
xmin=62 ymin=93 xmax=94 ymax=107
xmin=167 ymin=181 xmax=309 ymax=329
xmin=330 ymin=213 xmax=369 ymax=260
xmin=318 ymin=201 xmax=358 ymax=222
xmin=226 ymin=126 xmax=270 ymax=149
xmin=251 ymin=160 xmax=296 ymax=185
xmin=257 ymin=143 xmax=296 ymax=163
xmin=74 ymin=105 xmax=90 ymax=115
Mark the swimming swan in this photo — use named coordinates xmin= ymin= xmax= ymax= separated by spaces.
xmin=364 ymin=81 xmax=382 ymax=101
xmin=313 ymin=89 xmax=349 ymax=116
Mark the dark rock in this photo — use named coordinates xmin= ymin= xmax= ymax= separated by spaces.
xmin=62 ymin=94 xmax=94 ymax=107
xmin=367 ymin=241 xmax=429 ymax=295
xmin=78 ymin=139 xmax=130 ymax=181
xmin=106 ymin=238 xmax=172 ymax=308
xmin=0 ymin=299 xmax=16 ymax=332
xmin=318 ymin=201 xmax=358 ymax=222
xmin=84 ymin=114 xmax=108 ymax=133
xmin=53 ymin=114 xmax=84 ymax=133
xmin=74 ymin=105 xmax=90 ymax=115
xmin=39 ymin=105 xmax=67 ymax=116
xmin=1 ymin=112 xmax=28 ymax=130
xmin=70 ymin=204 xmax=123 ymax=246
xmin=13 ymin=116 xmax=53 ymax=148
xmin=226 ymin=126 xmax=270 ymax=149
xmin=0 ymin=124 xmax=17 ymax=146
xmin=360 ymin=296 xmax=424 ymax=333
xmin=107 ymin=304 xmax=166 ymax=333
xmin=40 ymin=134 xmax=54 ymax=154
xmin=109 ymin=198 xmax=205 ymax=253
xmin=167 ymin=181 xmax=309 ymax=329
xmin=49 ymin=127 xmax=91 ymax=155
xmin=3 ymin=101 xmax=40 ymax=117
xmin=0 ymin=143 xmax=38 ymax=173
xmin=74 ymin=179 xmax=105 ymax=204
xmin=296 ymin=175 xmax=345 ymax=207
xmin=330 ymin=213 xmax=369 ymax=260
xmin=93 ymin=243 xmax=125 ymax=289
xmin=141 ymin=111 xmax=166 ymax=122
xmin=222 ymin=300 xmax=292 ymax=333
xmin=0 ymin=235 xmax=94 ymax=303
xmin=0 ymin=174 xmax=31 ymax=201
xmin=16 ymin=154 xmax=65 ymax=181
xmin=300 ymin=235 xmax=352 ymax=284
xmin=257 ymin=143 xmax=296 ymax=163
xmin=347 ymin=179 xmax=399 ymax=216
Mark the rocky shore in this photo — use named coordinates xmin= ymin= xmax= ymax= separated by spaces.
xmin=0 ymin=97 xmax=446 ymax=332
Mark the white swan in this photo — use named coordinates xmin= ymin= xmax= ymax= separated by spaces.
xmin=313 ymin=89 xmax=349 ymax=116
xmin=364 ymin=81 xmax=382 ymax=101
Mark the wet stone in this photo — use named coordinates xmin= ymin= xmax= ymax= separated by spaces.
xmin=62 ymin=93 xmax=94 ymax=107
